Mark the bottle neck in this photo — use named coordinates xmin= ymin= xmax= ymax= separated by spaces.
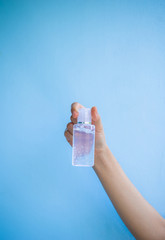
xmin=77 ymin=121 xmax=91 ymax=124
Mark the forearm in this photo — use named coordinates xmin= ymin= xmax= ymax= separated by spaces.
xmin=93 ymin=145 xmax=165 ymax=240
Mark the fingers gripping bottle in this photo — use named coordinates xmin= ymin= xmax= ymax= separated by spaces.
xmin=72 ymin=108 xmax=95 ymax=167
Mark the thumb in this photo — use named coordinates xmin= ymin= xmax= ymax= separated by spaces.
xmin=91 ymin=106 xmax=103 ymax=132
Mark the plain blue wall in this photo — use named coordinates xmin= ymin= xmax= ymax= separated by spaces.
xmin=0 ymin=0 xmax=165 ymax=239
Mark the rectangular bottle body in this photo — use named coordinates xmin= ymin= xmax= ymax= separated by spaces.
xmin=72 ymin=123 xmax=95 ymax=167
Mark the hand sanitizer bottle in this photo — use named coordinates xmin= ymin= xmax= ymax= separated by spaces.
xmin=72 ymin=108 xmax=95 ymax=167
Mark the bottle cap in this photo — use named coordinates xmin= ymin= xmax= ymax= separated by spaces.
xmin=77 ymin=108 xmax=91 ymax=124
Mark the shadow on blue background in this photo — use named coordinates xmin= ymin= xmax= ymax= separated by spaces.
xmin=0 ymin=0 xmax=165 ymax=239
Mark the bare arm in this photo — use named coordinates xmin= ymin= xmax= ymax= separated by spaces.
xmin=64 ymin=102 xmax=165 ymax=240
xmin=93 ymin=145 xmax=165 ymax=240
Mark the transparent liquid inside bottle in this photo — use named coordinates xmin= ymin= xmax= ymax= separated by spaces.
xmin=72 ymin=123 xmax=95 ymax=167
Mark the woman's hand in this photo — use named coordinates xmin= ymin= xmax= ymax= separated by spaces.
xmin=64 ymin=102 xmax=107 ymax=159
xmin=64 ymin=103 xmax=165 ymax=240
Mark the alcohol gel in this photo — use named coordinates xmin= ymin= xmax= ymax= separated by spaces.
xmin=72 ymin=108 xmax=95 ymax=167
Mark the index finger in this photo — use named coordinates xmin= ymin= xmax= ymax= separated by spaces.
xmin=71 ymin=102 xmax=85 ymax=118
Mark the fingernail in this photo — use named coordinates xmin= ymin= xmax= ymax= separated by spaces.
xmin=94 ymin=114 xmax=97 ymax=121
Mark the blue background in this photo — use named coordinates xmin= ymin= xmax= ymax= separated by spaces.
xmin=0 ymin=0 xmax=165 ymax=239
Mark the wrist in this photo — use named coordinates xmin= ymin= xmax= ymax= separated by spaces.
xmin=93 ymin=144 xmax=115 ymax=170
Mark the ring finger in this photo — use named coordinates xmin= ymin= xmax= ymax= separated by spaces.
xmin=64 ymin=130 xmax=73 ymax=146
xmin=67 ymin=122 xmax=73 ymax=135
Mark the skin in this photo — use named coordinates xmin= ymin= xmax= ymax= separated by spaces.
xmin=64 ymin=102 xmax=165 ymax=240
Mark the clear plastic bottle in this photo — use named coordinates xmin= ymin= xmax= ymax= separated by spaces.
xmin=72 ymin=108 xmax=95 ymax=167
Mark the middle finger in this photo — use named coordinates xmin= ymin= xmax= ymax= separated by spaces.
xmin=70 ymin=115 xmax=77 ymax=124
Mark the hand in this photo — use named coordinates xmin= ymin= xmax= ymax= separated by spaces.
xmin=64 ymin=102 xmax=107 ymax=159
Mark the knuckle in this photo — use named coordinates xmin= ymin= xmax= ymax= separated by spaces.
xmin=71 ymin=102 xmax=77 ymax=107
xmin=71 ymin=102 xmax=78 ymax=110
xmin=71 ymin=102 xmax=75 ymax=109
